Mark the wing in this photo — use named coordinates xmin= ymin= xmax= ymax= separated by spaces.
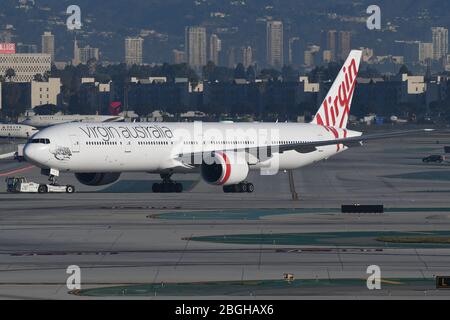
xmin=173 ymin=128 xmax=434 ymax=165
xmin=280 ymin=129 xmax=435 ymax=154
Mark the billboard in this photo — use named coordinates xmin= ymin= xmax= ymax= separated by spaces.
xmin=0 ymin=43 xmax=16 ymax=54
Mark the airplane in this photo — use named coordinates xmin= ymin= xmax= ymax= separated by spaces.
xmin=20 ymin=114 xmax=124 ymax=128
xmin=23 ymin=50 xmax=432 ymax=194
xmin=0 ymin=124 xmax=39 ymax=139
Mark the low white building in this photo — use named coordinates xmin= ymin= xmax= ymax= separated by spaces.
xmin=299 ymin=76 xmax=320 ymax=93
xmin=31 ymin=78 xmax=61 ymax=108
xmin=401 ymin=74 xmax=426 ymax=94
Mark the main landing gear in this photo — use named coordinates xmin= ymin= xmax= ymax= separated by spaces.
xmin=152 ymin=173 xmax=184 ymax=193
xmin=223 ymin=182 xmax=255 ymax=194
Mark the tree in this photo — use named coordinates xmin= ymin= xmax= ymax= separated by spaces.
xmin=309 ymin=62 xmax=340 ymax=83
xmin=259 ymin=69 xmax=281 ymax=81
xmin=34 ymin=104 xmax=62 ymax=115
xmin=203 ymin=61 xmax=216 ymax=81
xmin=398 ymin=65 xmax=412 ymax=76
xmin=246 ymin=65 xmax=256 ymax=81
xmin=5 ymin=68 xmax=16 ymax=82
xmin=234 ymin=63 xmax=246 ymax=79
xmin=3 ymin=83 xmax=27 ymax=117
xmin=281 ymin=65 xmax=298 ymax=82
xmin=33 ymin=74 xmax=44 ymax=82
xmin=359 ymin=66 xmax=381 ymax=78
xmin=87 ymin=58 xmax=98 ymax=75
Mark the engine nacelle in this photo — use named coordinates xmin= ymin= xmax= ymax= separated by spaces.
xmin=75 ymin=173 xmax=121 ymax=186
xmin=201 ymin=152 xmax=249 ymax=186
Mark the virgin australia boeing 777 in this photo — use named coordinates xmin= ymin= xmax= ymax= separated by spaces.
xmin=23 ymin=51 xmax=431 ymax=193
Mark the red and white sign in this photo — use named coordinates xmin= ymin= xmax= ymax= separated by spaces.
xmin=0 ymin=43 xmax=16 ymax=54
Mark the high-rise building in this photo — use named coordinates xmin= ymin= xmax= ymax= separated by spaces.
xmin=73 ymin=40 xmax=99 ymax=66
xmin=185 ymin=26 xmax=207 ymax=71
xmin=304 ymin=45 xmax=320 ymax=69
xmin=242 ymin=46 xmax=253 ymax=68
xmin=288 ymin=37 xmax=303 ymax=67
xmin=172 ymin=49 xmax=186 ymax=64
xmin=325 ymin=30 xmax=337 ymax=62
xmin=338 ymin=31 xmax=351 ymax=61
xmin=227 ymin=46 xmax=237 ymax=68
xmin=266 ymin=21 xmax=284 ymax=68
xmin=323 ymin=50 xmax=333 ymax=63
xmin=41 ymin=31 xmax=55 ymax=62
xmin=209 ymin=34 xmax=221 ymax=65
xmin=304 ymin=51 xmax=314 ymax=69
xmin=79 ymin=46 xmax=99 ymax=64
xmin=432 ymin=27 xmax=448 ymax=61
xmin=419 ymin=42 xmax=434 ymax=63
xmin=125 ymin=37 xmax=144 ymax=67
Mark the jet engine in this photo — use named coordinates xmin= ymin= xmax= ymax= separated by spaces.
xmin=75 ymin=173 xmax=121 ymax=186
xmin=201 ymin=152 xmax=249 ymax=186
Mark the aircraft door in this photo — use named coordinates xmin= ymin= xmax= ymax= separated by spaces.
xmin=124 ymin=140 xmax=132 ymax=153
xmin=69 ymin=135 xmax=80 ymax=153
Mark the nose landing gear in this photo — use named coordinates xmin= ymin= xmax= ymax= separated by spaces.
xmin=223 ymin=182 xmax=255 ymax=193
xmin=152 ymin=173 xmax=184 ymax=193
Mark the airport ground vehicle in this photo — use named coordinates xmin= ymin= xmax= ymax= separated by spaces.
xmin=5 ymin=177 xmax=75 ymax=194
xmin=422 ymin=155 xmax=445 ymax=163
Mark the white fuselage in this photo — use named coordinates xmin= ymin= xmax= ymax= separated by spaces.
xmin=20 ymin=115 xmax=124 ymax=128
xmin=0 ymin=124 xmax=39 ymax=139
xmin=24 ymin=122 xmax=362 ymax=174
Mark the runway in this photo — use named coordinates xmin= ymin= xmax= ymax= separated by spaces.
xmin=1 ymin=131 xmax=450 ymax=299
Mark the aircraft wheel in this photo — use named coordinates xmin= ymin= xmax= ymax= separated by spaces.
xmin=175 ymin=183 xmax=183 ymax=193
xmin=162 ymin=183 xmax=172 ymax=193
xmin=247 ymin=183 xmax=255 ymax=193
xmin=240 ymin=183 xmax=248 ymax=193
xmin=66 ymin=185 xmax=75 ymax=194
xmin=38 ymin=185 xmax=48 ymax=194
xmin=152 ymin=183 xmax=161 ymax=193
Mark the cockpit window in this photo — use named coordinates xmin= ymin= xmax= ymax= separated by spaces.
xmin=30 ymin=139 xmax=50 ymax=144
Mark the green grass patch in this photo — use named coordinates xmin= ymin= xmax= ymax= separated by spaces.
xmin=377 ymin=236 xmax=450 ymax=244
xmin=189 ymin=231 xmax=450 ymax=248
xmin=74 ymin=278 xmax=435 ymax=297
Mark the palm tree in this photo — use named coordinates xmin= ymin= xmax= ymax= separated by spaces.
xmin=33 ymin=73 xmax=44 ymax=82
xmin=5 ymin=68 xmax=16 ymax=82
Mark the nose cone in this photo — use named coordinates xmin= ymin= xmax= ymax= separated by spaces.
xmin=24 ymin=143 xmax=50 ymax=167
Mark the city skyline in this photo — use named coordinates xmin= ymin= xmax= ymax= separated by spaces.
xmin=0 ymin=25 xmax=447 ymax=78
xmin=0 ymin=1 xmax=448 ymax=73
